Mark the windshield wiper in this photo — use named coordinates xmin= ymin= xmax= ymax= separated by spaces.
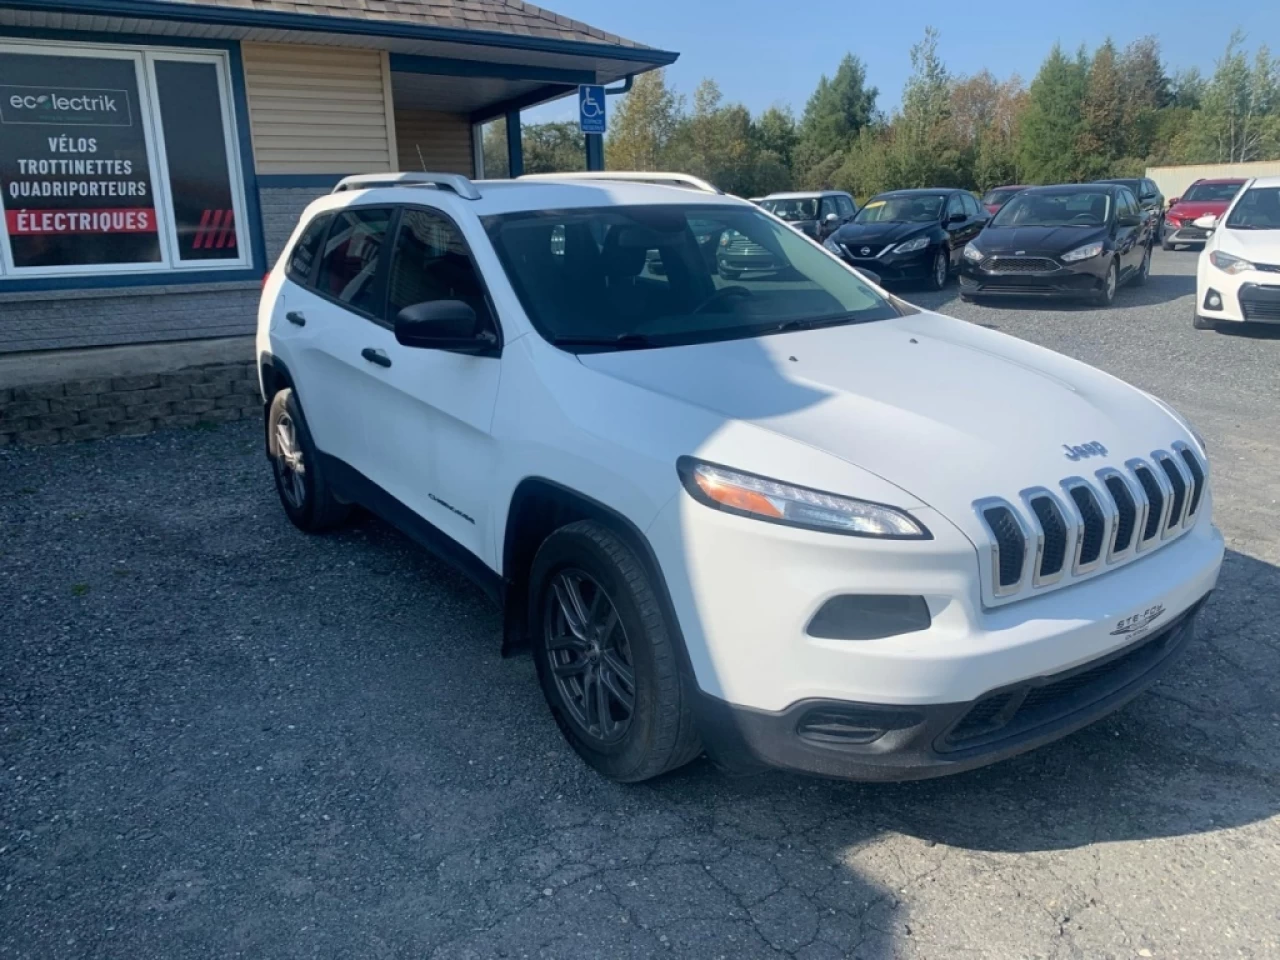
xmin=550 ymin=333 xmax=660 ymax=350
xmin=769 ymin=313 xmax=867 ymax=334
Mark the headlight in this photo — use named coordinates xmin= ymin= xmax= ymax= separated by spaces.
xmin=677 ymin=458 xmax=930 ymax=539
xmin=823 ymin=236 xmax=842 ymax=254
xmin=1209 ymin=250 xmax=1255 ymax=275
xmin=1061 ymin=242 xmax=1104 ymax=262
xmin=893 ymin=236 xmax=930 ymax=254
xmin=963 ymin=242 xmax=984 ymax=262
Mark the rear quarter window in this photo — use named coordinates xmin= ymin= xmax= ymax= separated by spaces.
xmin=286 ymin=213 xmax=332 ymax=286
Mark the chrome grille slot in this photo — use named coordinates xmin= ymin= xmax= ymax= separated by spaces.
xmin=1158 ymin=455 xmax=1187 ymax=532
xmin=1102 ymin=474 xmax=1137 ymax=555
xmin=1133 ymin=466 xmax=1164 ymax=543
xmin=1067 ymin=484 xmax=1106 ymax=570
xmin=981 ymin=505 xmax=1026 ymax=592
xmin=1028 ymin=496 xmax=1068 ymax=579
xmin=1179 ymin=447 xmax=1205 ymax=518
xmin=973 ymin=439 xmax=1206 ymax=603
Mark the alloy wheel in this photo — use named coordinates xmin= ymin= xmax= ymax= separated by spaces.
xmin=1105 ymin=262 xmax=1118 ymax=302
xmin=544 ymin=569 xmax=636 ymax=744
xmin=934 ymin=251 xmax=947 ymax=288
xmin=273 ymin=412 xmax=307 ymax=509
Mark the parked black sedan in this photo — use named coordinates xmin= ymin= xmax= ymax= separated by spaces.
xmin=960 ymin=183 xmax=1154 ymax=305
xmin=822 ymin=188 xmax=986 ymax=290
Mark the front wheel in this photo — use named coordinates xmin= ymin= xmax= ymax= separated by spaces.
xmin=1095 ymin=259 xmax=1119 ymax=306
xmin=530 ymin=520 xmax=700 ymax=783
xmin=1192 ymin=308 xmax=1217 ymax=331
xmin=926 ymin=249 xmax=948 ymax=291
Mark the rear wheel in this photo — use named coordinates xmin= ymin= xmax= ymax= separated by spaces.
xmin=267 ymin=388 xmax=350 ymax=532
xmin=530 ymin=520 xmax=700 ymax=783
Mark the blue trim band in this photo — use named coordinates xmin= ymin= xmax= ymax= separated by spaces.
xmin=0 ymin=0 xmax=680 ymax=66
xmin=0 ymin=268 xmax=262 ymax=294
xmin=388 ymin=52 xmax=593 ymax=85
xmin=257 ymin=174 xmax=348 ymax=189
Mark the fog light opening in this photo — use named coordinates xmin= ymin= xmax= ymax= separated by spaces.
xmin=1204 ymin=289 xmax=1223 ymax=311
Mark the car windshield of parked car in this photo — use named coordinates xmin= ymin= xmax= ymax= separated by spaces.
xmin=1225 ymin=187 xmax=1280 ymax=230
xmin=982 ymin=187 xmax=1023 ymax=206
xmin=484 ymin=204 xmax=901 ymax=351
xmin=854 ymin=195 xmax=944 ymax=223
xmin=760 ymin=197 xmax=820 ymax=221
xmin=1183 ymin=182 xmax=1243 ymax=203
xmin=991 ymin=191 xmax=1112 ymax=227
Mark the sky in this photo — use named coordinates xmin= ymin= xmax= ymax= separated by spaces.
xmin=523 ymin=0 xmax=1280 ymax=125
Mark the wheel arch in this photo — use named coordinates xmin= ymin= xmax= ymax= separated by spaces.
xmin=499 ymin=478 xmax=692 ymax=674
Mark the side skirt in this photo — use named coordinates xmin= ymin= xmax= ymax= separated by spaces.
xmin=319 ymin=453 xmax=505 ymax=608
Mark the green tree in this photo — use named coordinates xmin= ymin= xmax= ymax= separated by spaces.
xmin=667 ymin=79 xmax=757 ymax=194
xmin=1018 ymin=45 xmax=1088 ymax=182
xmin=523 ymin=121 xmax=585 ymax=174
xmin=1188 ymin=33 xmax=1280 ymax=163
xmin=754 ymin=105 xmax=799 ymax=172
xmin=1117 ymin=37 xmax=1169 ymax=160
xmin=1078 ymin=40 xmax=1126 ymax=178
xmin=886 ymin=27 xmax=964 ymax=187
xmin=481 ymin=118 xmax=509 ymax=178
xmin=794 ymin=54 xmax=878 ymax=186
xmin=950 ymin=70 xmax=1027 ymax=189
xmin=605 ymin=70 xmax=682 ymax=170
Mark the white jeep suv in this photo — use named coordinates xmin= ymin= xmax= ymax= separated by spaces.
xmin=1193 ymin=175 xmax=1280 ymax=330
xmin=258 ymin=172 xmax=1223 ymax=783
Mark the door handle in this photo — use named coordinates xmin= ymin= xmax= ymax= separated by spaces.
xmin=361 ymin=347 xmax=391 ymax=368
xmin=285 ymin=311 xmax=306 ymax=327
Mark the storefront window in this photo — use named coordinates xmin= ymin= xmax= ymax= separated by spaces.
xmin=0 ymin=41 xmax=249 ymax=279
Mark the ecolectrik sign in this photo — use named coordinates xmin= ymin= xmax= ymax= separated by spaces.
xmin=0 ymin=85 xmax=133 ymax=126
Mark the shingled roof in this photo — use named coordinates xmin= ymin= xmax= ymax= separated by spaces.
xmin=161 ymin=0 xmax=649 ymax=49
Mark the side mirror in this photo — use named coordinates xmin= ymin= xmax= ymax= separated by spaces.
xmin=947 ymin=212 xmax=966 ymax=224
xmin=1169 ymin=197 xmax=1181 ymax=206
xmin=1117 ymin=213 xmax=1141 ymax=227
xmin=824 ymin=212 xmax=840 ymax=224
xmin=395 ymin=300 xmax=497 ymax=355
xmin=1192 ymin=214 xmax=1218 ymax=231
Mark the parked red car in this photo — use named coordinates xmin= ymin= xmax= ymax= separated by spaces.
xmin=980 ymin=185 xmax=1032 ymax=215
xmin=1162 ymin=179 xmax=1246 ymax=250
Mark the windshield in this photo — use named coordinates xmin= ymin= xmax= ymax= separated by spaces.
xmin=483 ymin=204 xmax=900 ymax=351
xmin=991 ymin=191 xmax=1112 ymax=227
xmin=1225 ymin=186 xmax=1280 ymax=230
xmin=1183 ymin=181 xmax=1244 ymax=203
xmin=760 ymin=197 xmax=819 ymax=221
xmin=854 ymin=195 xmax=944 ymax=223
xmin=1098 ymin=179 xmax=1141 ymax=193
xmin=982 ymin=187 xmax=1024 ymax=206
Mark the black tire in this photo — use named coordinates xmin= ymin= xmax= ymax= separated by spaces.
xmin=1192 ymin=310 xmax=1217 ymax=331
xmin=1133 ymin=244 xmax=1152 ymax=286
xmin=926 ymin=248 xmax=948 ymax=291
xmin=266 ymin=388 xmax=350 ymax=532
xmin=1095 ymin=259 xmax=1119 ymax=306
xmin=530 ymin=520 xmax=700 ymax=782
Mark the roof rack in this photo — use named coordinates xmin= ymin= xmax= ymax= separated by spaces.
xmin=519 ymin=171 xmax=723 ymax=195
xmin=332 ymin=172 xmax=481 ymax=200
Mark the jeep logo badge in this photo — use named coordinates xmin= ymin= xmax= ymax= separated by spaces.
xmin=1063 ymin=441 xmax=1107 ymax=461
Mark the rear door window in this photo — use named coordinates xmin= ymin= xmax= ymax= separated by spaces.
xmin=314 ymin=208 xmax=393 ymax=316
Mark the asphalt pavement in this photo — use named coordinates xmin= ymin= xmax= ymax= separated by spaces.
xmin=2 ymin=249 xmax=1279 ymax=959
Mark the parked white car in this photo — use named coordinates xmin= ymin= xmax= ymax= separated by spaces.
xmin=258 ymin=172 xmax=1223 ymax=783
xmin=1194 ymin=175 xmax=1280 ymax=329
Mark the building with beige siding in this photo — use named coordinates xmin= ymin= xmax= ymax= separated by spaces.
xmin=0 ymin=0 xmax=676 ymax=353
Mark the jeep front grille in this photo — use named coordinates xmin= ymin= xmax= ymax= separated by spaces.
xmin=975 ymin=443 xmax=1207 ymax=603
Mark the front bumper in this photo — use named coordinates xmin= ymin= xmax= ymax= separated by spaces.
xmin=960 ymin=257 xmax=1107 ymax=297
xmin=836 ymin=246 xmax=934 ymax=284
xmin=695 ymin=602 xmax=1203 ymax=781
xmin=718 ymin=253 xmax=781 ymax=273
xmin=1195 ymin=259 xmax=1280 ymax=324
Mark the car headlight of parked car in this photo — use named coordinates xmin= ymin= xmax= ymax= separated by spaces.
xmin=892 ymin=236 xmax=930 ymax=254
xmin=823 ymin=236 xmax=843 ymax=254
xmin=1061 ymin=242 xmax=1104 ymax=263
xmin=963 ymin=243 xmax=984 ymax=262
xmin=1209 ymin=250 xmax=1255 ymax=275
xmin=677 ymin=458 xmax=930 ymax=539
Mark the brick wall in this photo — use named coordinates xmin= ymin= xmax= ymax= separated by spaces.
xmin=259 ymin=186 xmax=330 ymax=264
xmin=0 ymin=360 xmax=261 ymax=446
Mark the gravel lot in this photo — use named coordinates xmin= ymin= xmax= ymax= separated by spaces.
xmin=2 ymin=250 xmax=1279 ymax=959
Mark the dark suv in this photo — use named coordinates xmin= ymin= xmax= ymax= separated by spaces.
xmin=758 ymin=191 xmax=857 ymax=241
xmin=1094 ymin=177 xmax=1164 ymax=231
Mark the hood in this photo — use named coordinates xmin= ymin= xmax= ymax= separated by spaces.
xmin=976 ymin=224 xmax=1108 ymax=257
xmin=1167 ymin=199 xmax=1231 ymax=221
xmin=832 ymin=221 xmax=935 ymax=249
xmin=1217 ymin=226 xmax=1280 ymax=255
xmin=578 ymin=313 xmax=1188 ymax=544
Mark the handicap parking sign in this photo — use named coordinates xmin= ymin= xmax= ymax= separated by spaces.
xmin=578 ymin=85 xmax=606 ymax=135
